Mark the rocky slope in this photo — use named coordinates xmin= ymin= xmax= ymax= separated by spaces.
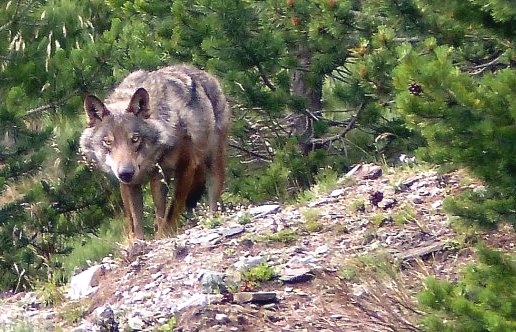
xmin=1 ymin=164 xmax=514 ymax=331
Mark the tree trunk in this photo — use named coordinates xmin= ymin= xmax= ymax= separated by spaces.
xmin=291 ymin=45 xmax=323 ymax=155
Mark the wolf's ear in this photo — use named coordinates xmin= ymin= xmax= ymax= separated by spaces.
xmin=127 ymin=88 xmax=150 ymax=119
xmin=84 ymin=95 xmax=110 ymax=127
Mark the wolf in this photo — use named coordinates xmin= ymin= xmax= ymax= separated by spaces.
xmin=80 ymin=65 xmax=230 ymax=239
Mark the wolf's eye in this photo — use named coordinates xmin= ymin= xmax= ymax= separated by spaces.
xmin=102 ymin=137 xmax=112 ymax=148
xmin=131 ymin=133 xmax=141 ymax=143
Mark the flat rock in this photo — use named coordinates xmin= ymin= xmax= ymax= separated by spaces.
xmin=378 ymin=198 xmax=397 ymax=209
xmin=279 ymin=267 xmax=314 ymax=283
xmin=232 ymin=292 xmax=278 ymax=304
xmin=249 ymin=204 xmax=280 ymax=216
xmin=222 ymin=225 xmax=245 ymax=238
xmin=215 ymin=313 xmax=230 ymax=323
xmin=233 ymin=255 xmax=265 ymax=270
xmin=314 ymin=244 xmax=329 ymax=255
xmin=395 ymin=240 xmax=449 ymax=262
xmin=346 ymin=164 xmax=383 ymax=180
xmin=330 ymin=188 xmax=346 ymax=197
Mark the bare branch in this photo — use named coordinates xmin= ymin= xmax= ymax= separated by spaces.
xmin=228 ymin=142 xmax=272 ymax=162
xmin=469 ymin=54 xmax=504 ymax=75
xmin=256 ymin=62 xmax=276 ymax=91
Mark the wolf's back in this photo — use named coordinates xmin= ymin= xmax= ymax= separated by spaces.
xmin=107 ymin=65 xmax=229 ymax=148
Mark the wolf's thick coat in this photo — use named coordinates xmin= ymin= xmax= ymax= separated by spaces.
xmin=80 ymin=65 xmax=230 ymax=238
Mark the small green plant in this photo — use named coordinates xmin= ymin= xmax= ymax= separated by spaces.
xmin=294 ymin=168 xmax=341 ymax=205
xmin=356 ymin=252 xmax=399 ymax=278
xmin=157 ymin=317 xmax=177 ymax=332
xmin=35 ymin=281 xmax=65 ymax=306
xmin=295 ymin=189 xmax=316 ymax=205
xmin=301 ymin=208 xmax=320 ymax=223
xmin=202 ymin=215 xmax=224 ymax=229
xmin=362 ymin=228 xmax=378 ymax=244
xmin=304 ymin=219 xmax=324 ymax=233
xmin=5 ymin=322 xmax=37 ymax=332
xmin=237 ymin=212 xmax=253 ymax=225
xmin=339 ymin=252 xmax=399 ymax=284
xmin=314 ymin=167 xmax=339 ymax=193
xmin=339 ymin=265 xmax=359 ymax=282
xmin=59 ymin=301 xmax=88 ymax=325
xmin=258 ymin=229 xmax=299 ymax=244
xmin=350 ymin=199 xmax=366 ymax=212
xmin=334 ymin=222 xmax=349 ymax=234
xmin=301 ymin=208 xmax=323 ymax=233
xmin=392 ymin=205 xmax=417 ymax=225
xmin=241 ymin=262 xmax=277 ymax=289
xmin=370 ymin=213 xmax=389 ymax=227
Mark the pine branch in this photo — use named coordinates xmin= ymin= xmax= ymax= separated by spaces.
xmin=307 ymin=103 xmax=364 ymax=148
xmin=25 ymin=92 xmax=77 ymax=117
xmin=242 ymin=44 xmax=276 ymax=91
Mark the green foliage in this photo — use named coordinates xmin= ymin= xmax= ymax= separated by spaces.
xmin=350 ymin=199 xmax=366 ymax=213
xmin=53 ymin=218 xmax=124 ymax=285
xmin=58 ymin=301 xmax=88 ymax=325
xmin=258 ymin=229 xmax=299 ymax=245
xmin=236 ymin=212 xmax=253 ymax=225
xmin=201 ymin=215 xmax=224 ymax=229
xmin=169 ymin=0 xmax=426 ymax=201
xmin=157 ymin=317 xmax=177 ymax=332
xmin=340 ymin=251 xmax=399 ymax=282
xmin=443 ymin=190 xmax=516 ymax=230
xmin=0 ymin=322 xmax=38 ymax=332
xmin=301 ymin=208 xmax=323 ymax=233
xmin=392 ymin=204 xmax=417 ymax=225
xmin=241 ymin=262 xmax=277 ymax=289
xmin=394 ymin=15 xmax=516 ymax=228
xmin=418 ymin=244 xmax=516 ymax=332
xmin=35 ymin=281 xmax=65 ymax=307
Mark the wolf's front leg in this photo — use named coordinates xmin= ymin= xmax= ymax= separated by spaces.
xmin=161 ymin=164 xmax=196 ymax=237
xmin=150 ymin=170 xmax=168 ymax=236
xmin=119 ymin=183 xmax=145 ymax=240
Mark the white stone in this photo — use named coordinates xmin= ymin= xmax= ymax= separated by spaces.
xmin=330 ymin=188 xmax=346 ymax=197
xmin=249 ymin=204 xmax=280 ymax=216
xmin=67 ymin=265 xmax=102 ymax=300
xmin=233 ymin=255 xmax=265 ymax=270
xmin=215 ymin=313 xmax=230 ymax=323
xmin=314 ymin=244 xmax=329 ymax=255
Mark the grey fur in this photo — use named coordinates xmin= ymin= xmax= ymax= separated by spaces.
xmin=80 ymin=65 xmax=230 ymax=183
xmin=79 ymin=65 xmax=230 ymax=238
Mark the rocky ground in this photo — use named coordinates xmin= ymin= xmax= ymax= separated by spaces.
xmin=0 ymin=164 xmax=514 ymax=331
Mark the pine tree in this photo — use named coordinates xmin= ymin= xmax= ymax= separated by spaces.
xmin=418 ymin=244 xmax=516 ymax=332
xmin=0 ymin=0 xmax=119 ymax=290
xmin=393 ymin=0 xmax=516 ymax=229
xmin=159 ymin=0 xmax=426 ymax=199
xmin=390 ymin=1 xmax=516 ymax=329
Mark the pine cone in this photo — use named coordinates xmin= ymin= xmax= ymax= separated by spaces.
xmin=408 ymin=82 xmax=423 ymax=96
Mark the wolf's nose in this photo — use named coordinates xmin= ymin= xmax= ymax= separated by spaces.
xmin=118 ymin=167 xmax=135 ymax=183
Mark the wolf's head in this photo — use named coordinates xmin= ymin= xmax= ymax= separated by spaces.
xmin=80 ymin=88 xmax=163 ymax=184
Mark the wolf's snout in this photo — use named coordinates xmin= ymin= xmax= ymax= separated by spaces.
xmin=118 ymin=166 xmax=135 ymax=183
